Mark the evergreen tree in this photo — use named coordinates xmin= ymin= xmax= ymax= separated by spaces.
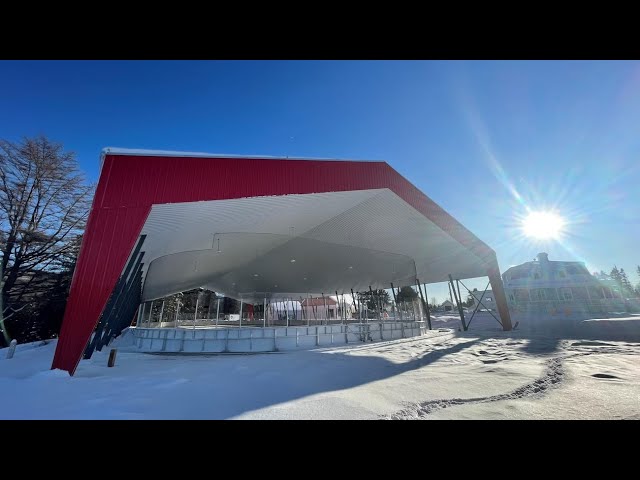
xmin=396 ymin=285 xmax=418 ymax=303
xmin=610 ymin=266 xmax=623 ymax=296
xmin=357 ymin=289 xmax=390 ymax=312
xmin=394 ymin=286 xmax=419 ymax=315
xmin=610 ymin=266 xmax=621 ymax=282
xmin=619 ymin=268 xmax=634 ymax=297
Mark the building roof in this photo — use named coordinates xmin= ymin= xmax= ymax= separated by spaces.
xmin=100 ymin=148 xmax=381 ymax=175
xmin=503 ymin=253 xmax=590 ymax=279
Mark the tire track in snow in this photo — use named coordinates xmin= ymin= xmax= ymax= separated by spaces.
xmin=384 ymin=357 xmax=565 ymax=419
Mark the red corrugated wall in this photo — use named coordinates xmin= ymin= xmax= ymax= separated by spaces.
xmin=52 ymin=154 xmax=496 ymax=375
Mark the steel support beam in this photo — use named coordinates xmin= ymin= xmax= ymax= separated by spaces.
xmin=488 ymin=264 xmax=513 ymax=331
xmin=448 ymin=274 xmax=467 ymax=331
xmin=416 ymin=279 xmax=432 ymax=330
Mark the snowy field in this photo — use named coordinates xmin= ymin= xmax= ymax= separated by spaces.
xmin=1 ymin=314 xmax=639 ymax=419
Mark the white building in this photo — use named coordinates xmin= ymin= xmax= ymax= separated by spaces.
xmin=469 ymin=289 xmax=495 ymax=311
xmin=502 ymin=253 xmax=635 ymax=314
xmin=300 ymin=297 xmax=340 ymax=321
xmin=440 ymin=299 xmax=456 ymax=312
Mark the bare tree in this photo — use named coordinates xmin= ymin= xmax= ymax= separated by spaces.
xmin=0 ymin=136 xmax=93 ymax=340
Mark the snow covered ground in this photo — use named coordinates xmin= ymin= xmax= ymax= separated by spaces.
xmin=1 ymin=315 xmax=639 ymax=419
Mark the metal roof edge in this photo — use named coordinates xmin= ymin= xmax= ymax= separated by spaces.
xmin=101 ymin=147 xmax=386 ymax=163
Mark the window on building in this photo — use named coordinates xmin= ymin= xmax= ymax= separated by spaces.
xmin=588 ymin=286 xmax=605 ymax=299
xmin=534 ymin=272 xmax=541 ymax=279
xmin=508 ymin=294 xmax=515 ymax=302
xmin=560 ymin=288 xmax=572 ymax=301
xmin=558 ymin=271 xmax=566 ymax=278
xmin=532 ymin=289 xmax=545 ymax=301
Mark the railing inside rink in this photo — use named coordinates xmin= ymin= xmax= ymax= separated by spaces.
xmin=130 ymin=321 xmax=428 ymax=353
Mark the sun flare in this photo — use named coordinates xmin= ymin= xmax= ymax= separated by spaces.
xmin=522 ymin=211 xmax=566 ymax=240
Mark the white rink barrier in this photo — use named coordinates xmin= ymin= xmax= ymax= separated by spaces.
xmin=129 ymin=322 xmax=428 ymax=353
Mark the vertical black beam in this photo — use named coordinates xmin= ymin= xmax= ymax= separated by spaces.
xmin=369 ymin=286 xmax=380 ymax=321
xmin=84 ymin=236 xmax=146 ymax=359
xmin=85 ymin=260 xmax=132 ymax=357
xmin=423 ymin=283 xmax=432 ymax=330
xmin=392 ymin=283 xmax=403 ymax=321
xmin=416 ymin=279 xmax=432 ymax=330
xmin=456 ymin=280 xmax=464 ymax=315
xmin=112 ymin=267 xmax=143 ymax=340
xmin=99 ymin=252 xmax=144 ymax=349
xmin=448 ymin=274 xmax=467 ymax=331
xmin=98 ymin=253 xmax=144 ymax=350
xmin=299 ymin=297 xmax=306 ymax=321
xmin=351 ymin=289 xmax=359 ymax=316
xmin=105 ymin=273 xmax=140 ymax=346
xmin=100 ymin=258 xmax=144 ymax=349
xmin=390 ymin=283 xmax=398 ymax=320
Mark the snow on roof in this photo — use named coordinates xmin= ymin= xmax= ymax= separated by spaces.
xmin=101 ymin=148 xmax=382 ymax=163
xmin=99 ymin=148 xmax=386 ymax=177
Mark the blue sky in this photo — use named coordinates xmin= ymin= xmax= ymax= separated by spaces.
xmin=2 ymin=60 xmax=639 ymax=301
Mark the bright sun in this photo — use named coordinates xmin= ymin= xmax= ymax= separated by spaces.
xmin=522 ymin=211 xmax=566 ymax=240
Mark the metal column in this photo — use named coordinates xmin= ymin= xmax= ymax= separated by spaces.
xmin=193 ymin=293 xmax=200 ymax=332
xmin=158 ymin=300 xmax=165 ymax=327
xmin=488 ymin=264 xmax=513 ymax=331
xmin=448 ymin=274 xmax=466 ymax=331
xmin=416 ymin=279 xmax=431 ymax=330
xmin=322 ymin=293 xmax=327 ymax=325
xmin=146 ymin=300 xmax=154 ymax=327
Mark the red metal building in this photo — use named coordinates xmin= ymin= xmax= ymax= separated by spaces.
xmin=52 ymin=149 xmax=512 ymax=375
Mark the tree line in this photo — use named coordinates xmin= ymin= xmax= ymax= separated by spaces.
xmin=604 ymin=266 xmax=640 ymax=298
